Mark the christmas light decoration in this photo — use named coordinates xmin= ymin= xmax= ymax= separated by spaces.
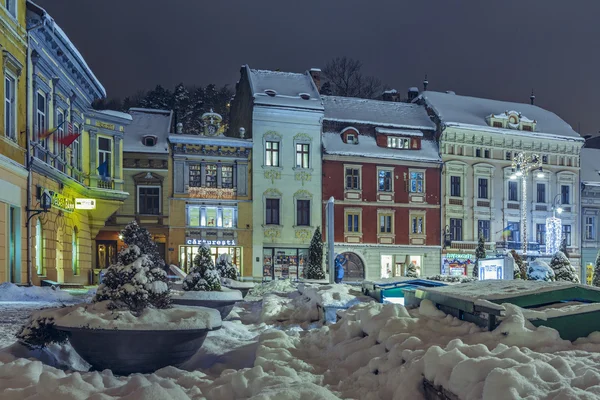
xmin=546 ymin=216 xmax=562 ymax=255
xmin=511 ymin=152 xmax=542 ymax=254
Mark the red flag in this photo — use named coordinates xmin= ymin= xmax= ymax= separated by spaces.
xmin=57 ymin=133 xmax=81 ymax=147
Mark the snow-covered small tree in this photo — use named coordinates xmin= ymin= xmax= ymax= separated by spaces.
xmin=306 ymin=227 xmax=325 ymax=280
xmin=593 ymin=250 xmax=600 ymax=287
xmin=120 ymin=221 xmax=165 ymax=269
xmin=216 ymin=253 xmax=238 ymax=280
xmin=406 ymin=262 xmax=419 ymax=278
xmin=473 ymin=231 xmax=486 ymax=278
xmin=527 ymin=259 xmax=555 ymax=281
xmin=560 ymin=238 xmax=570 ymax=259
xmin=183 ymin=245 xmax=221 ymax=291
xmin=550 ymin=251 xmax=579 ymax=283
xmin=510 ymin=250 xmax=527 ymax=280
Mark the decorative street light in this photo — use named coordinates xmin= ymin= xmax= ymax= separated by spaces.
xmin=510 ymin=153 xmax=542 ymax=254
xmin=546 ymin=194 xmax=563 ymax=255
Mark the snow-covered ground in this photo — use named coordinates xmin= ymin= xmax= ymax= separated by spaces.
xmin=5 ymin=280 xmax=600 ymax=399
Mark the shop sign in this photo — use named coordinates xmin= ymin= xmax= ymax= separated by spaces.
xmin=445 ymin=253 xmax=472 ymax=259
xmin=95 ymin=121 xmax=115 ymax=130
xmin=477 ymin=258 xmax=506 ymax=280
xmin=186 ymin=238 xmax=236 ymax=246
xmin=45 ymin=188 xmax=75 ymax=213
xmin=75 ymin=198 xmax=97 ymax=210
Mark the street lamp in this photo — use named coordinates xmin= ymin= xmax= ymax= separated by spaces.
xmin=546 ymin=194 xmax=563 ymax=255
xmin=511 ymin=153 xmax=542 ymax=254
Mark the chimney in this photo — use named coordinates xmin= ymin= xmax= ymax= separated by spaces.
xmin=407 ymin=87 xmax=419 ymax=102
xmin=423 ymin=74 xmax=429 ymax=91
xmin=176 ymin=122 xmax=183 ymax=134
xmin=382 ymin=89 xmax=399 ymax=102
xmin=239 ymin=127 xmax=246 ymax=139
xmin=530 ymin=89 xmax=535 ymax=105
xmin=309 ymin=68 xmax=321 ymax=91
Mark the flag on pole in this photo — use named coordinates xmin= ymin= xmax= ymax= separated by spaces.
xmin=501 ymin=225 xmax=513 ymax=239
xmin=97 ymin=160 xmax=109 ymax=181
xmin=38 ymin=119 xmax=67 ymax=141
xmin=57 ymin=133 xmax=81 ymax=147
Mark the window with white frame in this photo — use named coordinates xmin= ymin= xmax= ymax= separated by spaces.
xmin=188 ymin=205 xmax=237 ymax=228
xmin=450 ymin=176 xmax=461 ymax=197
xmin=56 ymin=109 xmax=64 ymax=156
xmin=536 ymin=183 xmax=546 ymax=203
xmin=5 ymin=0 xmax=16 ymax=18
xmin=410 ymin=170 xmax=424 ymax=193
xmin=296 ymin=199 xmax=310 ymax=226
xmin=265 ymin=199 xmax=280 ymax=225
xmin=411 ymin=214 xmax=425 ymax=234
xmin=536 ymin=223 xmax=546 ymax=245
xmin=36 ymin=92 xmax=46 ymax=140
xmin=295 ymin=143 xmax=309 ymax=169
xmin=478 ymin=220 xmax=490 ymax=241
xmin=205 ymin=164 xmax=217 ymax=187
xmin=72 ymin=124 xmax=80 ymax=170
xmin=265 ymin=141 xmax=280 ymax=167
xmin=477 ymin=178 xmax=488 ymax=199
xmin=345 ymin=210 xmax=361 ymax=233
xmin=586 ymin=216 xmax=596 ymax=240
xmin=561 ymin=185 xmax=570 ymax=205
xmin=562 ymin=225 xmax=572 ymax=246
xmin=379 ymin=213 xmax=393 ymax=233
xmin=378 ymin=169 xmax=393 ymax=192
xmin=98 ymin=137 xmax=112 ymax=178
xmin=508 ymin=181 xmax=518 ymax=201
xmin=221 ymin=165 xmax=233 ymax=188
xmin=345 ymin=167 xmax=360 ymax=190
xmin=4 ymin=74 xmax=16 ymax=140
xmin=387 ymin=136 xmax=410 ymax=149
xmin=449 ymin=218 xmax=462 ymax=241
xmin=138 ymin=186 xmax=161 ymax=215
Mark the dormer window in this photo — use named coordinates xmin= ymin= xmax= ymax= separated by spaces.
xmin=522 ymin=125 xmax=532 ymax=132
xmin=142 ymin=136 xmax=157 ymax=147
xmin=387 ymin=136 xmax=409 ymax=149
xmin=347 ymin=134 xmax=356 ymax=144
xmin=341 ymin=127 xmax=359 ymax=144
xmin=487 ymin=111 xmax=536 ymax=131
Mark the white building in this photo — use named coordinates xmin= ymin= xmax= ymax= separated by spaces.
xmin=580 ymin=148 xmax=600 ymax=282
xmin=229 ymin=66 xmax=324 ymax=281
xmin=418 ymin=91 xmax=584 ymax=275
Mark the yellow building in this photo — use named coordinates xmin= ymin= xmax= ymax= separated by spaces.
xmin=168 ymin=112 xmax=253 ymax=277
xmin=25 ymin=3 xmax=129 ymax=286
xmin=0 ymin=0 xmax=28 ymax=283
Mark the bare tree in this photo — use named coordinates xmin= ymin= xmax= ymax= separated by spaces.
xmin=321 ymin=56 xmax=383 ymax=99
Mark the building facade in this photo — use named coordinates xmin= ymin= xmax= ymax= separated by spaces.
xmin=580 ymin=148 xmax=600 ymax=283
xmin=322 ymin=96 xmax=442 ymax=280
xmin=96 ymin=108 xmax=172 ymax=273
xmin=26 ymin=3 xmax=129 ymax=285
xmin=169 ymin=111 xmax=253 ymax=277
xmin=229 ymin=66 xmax=324 ymax=281
xmin=418 ymin=91 xmax=585 ymax=276
xmin=0 ymin=0 xmax=27 ymax=283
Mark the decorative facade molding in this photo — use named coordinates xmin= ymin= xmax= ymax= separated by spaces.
xmin=264 ymin=188 xmax=283 ymax=197
xmin=264 ymin=226 xmax=282 ymax=241
xmin=263 ymin=130 xmax=282 ymax=140
xmin=293 ymin=132 xmax=312 ymax=142
xmin=2 ymin=50 xmax=23 ymax=76
xmin=295 ymin=228 xmax=312 ymax=242
xmin=295 ymin=171 xmax=311 ymax=185
xmin=293 ymin=189 xmax=312 ymax=199
xmin=264 ymin=169 xmax=281 ymax=184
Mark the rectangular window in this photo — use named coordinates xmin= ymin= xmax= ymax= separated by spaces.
xmin=189 ymin=164 xmax=202 ymax=187
xmin=536 ymin=183 xmax=546 ymax=203
xmin=387 ymin=136 xmax=410 ymax=149
xmin=475 ymin=148 xmax=481 ymax=158
xmin=522 ymin=125 xmax=532 ymax=132
xmin=508 ymin=222 xmax=520 ymax=242
xmin=411 ymin=215 xmax=424 ymax=234
xmin=98 ymin=137 xmax=111 ymax=178
xmin=478 ymin=178 xmax=488 ymax=199
xmin=586 ymin=217 xmax=596 ymax=240
xmin=450 ymin=176 xmax=461 ymax=197
xmin=347 ymin=213 xmax=360 ymax=232
xmin=6 ymin=0 xmax=16 ymax=18
xmin=345 ymin=168 xmax=360 ymax=190
xmin=536 ymin=223 xmax=546 ymax=245
xmin=138 ymin=186 xmax=160 ymax=215
xmin=410 ymin=171 xmax=424 ymax=193
xmin=266 ymin=198 xmax=280 ymax=225
xmin=506 ymin=151 xmax=512 ymax=161
xmin=542 ymin=155 xmax=548 ymax=164
xmin=4 ymin=75 xmax=16 ymax=140
xmin=562 ymin=225 xmax=572 ymax=246
xmin=187 ymin=206 xmax=236 ymax=228
xmin=484 ymin=149 xmax=490 ymax=158
xmin=450 ymin=218 xmax=462 ymax=241
xmin=561 ymin=185 xmax=570 ymax=205
xmin=222 ymin=207 xmax=234 ymax=228
xmin=36 ymin=92 xmax=46 ymax=138
xmin=205 ymin=164 xmax=217 ymax=187
xmin=296 ymin=199 xmax=310 ymax=226
xmin=478 ymin=220 xmax=490 ymax=241
xmin=380 ymin=214 xmax=392 ymax=233
xmin=508 ymin=181 xmax=518 ymax=201
xmin=72 ymin=124 xmax=80 ymax=170
xmin=221 ymin=165 xmax=233 ymax=188
xmin=493 ymin=121 xmax=503 ymax=128
xmin=295 ymin=143 xmax=310 ymax=169
xmin=378 ymin=169 xmax=392 ymax=192
xmin=56 ymin=109 xmax=64 ymax=156
xmin=265 ymin=141 xmax=279 ymax=167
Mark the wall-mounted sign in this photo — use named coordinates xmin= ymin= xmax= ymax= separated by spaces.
xmin=75 ymin=198 xmax=97 ymax=210
xmin=95 ymin=121 xmax=115 ymax=130
xmin=45 ymin=188 xmax=75 ymax=213
xmin=185 ymin=238 xmax=236 ymax=246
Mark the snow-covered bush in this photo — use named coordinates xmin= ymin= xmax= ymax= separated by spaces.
xmin=216 ymin=253 xmax=238 ymax=280
xmin=527 ymin=259 xmax=555 ymax=281
xmin=550 ymin=251 xmax=579 ymax=283
xmin=120 ymin=220 xmax=165 ymax=269
xmin=406 ymin=262 xmax=419 ymax=278
xmin=594 ymin=251 xmax=600 ymax=287
xmin=183 ymin=245 xmax=221 ymax=291
xmin=426 ymin=275 xmax=476 ymax=283
xmin=473 ymin=232 xmax=486 ymax=278
xmin=16 ymin=308 xmax=69 ymax=349
xmin=510 ymin=250 xmax=526 ymax=280
xmin=306 ymin=227 xmax=325 ymax=280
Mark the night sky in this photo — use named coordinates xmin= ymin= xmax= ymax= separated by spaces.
xmin=36 ymin=0 xmax=600 ymax=135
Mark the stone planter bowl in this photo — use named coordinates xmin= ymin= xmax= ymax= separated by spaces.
xmin=56 ymin=325 xmax=218 ymax=375
xmin=224 ymin=286 xmax=251 ymax=298
xmin=171 ymin=297 xmax=237 ymax=319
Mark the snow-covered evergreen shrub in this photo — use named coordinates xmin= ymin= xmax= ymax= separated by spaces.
xmin=593 ymin=251 xmax=600 ymax=287
xmin=16 ymin=309 xmax=69 ymax=349
xmin=406 ymin=262 xmax=419 ymax=278
xmin=120 ymin=220 xmax=165 ymax=269
xmin=306 ymin=227 xmax=325 ymax=280
xmin=426 ymin=275 xmax=476 ymax=283
xmin=183 ymin=245 xmax=221 ymax=291
xmin=510 ymin=250 xmax=526 ymax=280
xmin=550 ymin=251 xmax=579 ymax=283
xmin=527 ymin=260 xmax=555 ymax=281
xmin=216 ymin=253 xmax=238 ymax=280
xmin=473 ymin=232 xmax=486 ymax=278
xmin=94 ymin=244 xmax=171 ymax=312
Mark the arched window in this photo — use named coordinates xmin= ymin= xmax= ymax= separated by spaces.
xmin=72 ymin=227 xmax=79 ymax=275
xmin=36 ymin=219 xmax=44 ymax=275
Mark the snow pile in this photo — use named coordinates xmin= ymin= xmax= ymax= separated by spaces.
xmin=247 ymin=279 xmax=298 ymax=298
xmin=172 ymin=286 xmax=244 ymax=301
xmin=260 ymin=292 xmax=320 ymax=324
xmin=221 ymin=278 xmax=254 ymax=290
xmin=528 ymin=259 xmax=555 ymax=281
xmin=299 ymin=283 xmax=373 ymax=308
xmin=0 ymin=283 xmax=80 ymax=303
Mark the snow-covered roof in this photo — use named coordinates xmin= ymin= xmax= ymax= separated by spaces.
xmin=375 ymin=127 xmax=423 ymax=137
xmin=322 ymin=132 xmax=441 ymax=163
xmin=322 ymin=96 xmax=435 ymax=130
xmin=28 ymin=1 xmax=106 ymax=98
xmin=246 ymin=66 xmax=323 ymax=111
xmin=581 ymin=148 xmax=600 ymax=184
xmin=124 ymin=109 xmax=172 ymax=154
xmin=419 ymin=91 xmax=581 ymax=139
xmin=95 ymin=109 xmax=133 ymax=121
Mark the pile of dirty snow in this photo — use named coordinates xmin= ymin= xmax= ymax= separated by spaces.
xmin=246 ymin=279 xmax=298 ymax=298
xmin=0 ymin=283 xmax=80 ymax=303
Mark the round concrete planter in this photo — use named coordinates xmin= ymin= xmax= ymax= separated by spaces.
xmin=171 ymin=290 xmax=243 ymax=319
xmin=56 ymin=325 xmax=218 ymax=375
